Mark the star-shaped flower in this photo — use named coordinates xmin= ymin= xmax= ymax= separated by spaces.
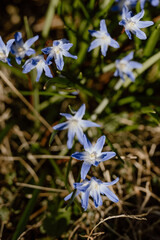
xmin=114 ymin=51 xmax=142 ymax=82
xmin=119 ymin=5 xmax=154 ymax=40
xmin=53 ymin=104 xmax=100 ymax=149
xmin=140 ymin=0 xmax=159 ymax=9
xmin=11 ymin=32 xmax=39 ymax=64
xmin=0 ymin=37 xmax=14 ymax=66
xmin=88 ymin=19 xmax=119 ymax=57
xmin=72 ymin=134 xmax=116 ymax=179
xmin=22 ymin=55 xmax=53 ymax=82
xmin=41 ymin=39 xmax=77 ymax=71
xmin=64 ymin=177 xmax=119 ymax=210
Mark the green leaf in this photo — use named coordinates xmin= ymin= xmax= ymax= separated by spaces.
xmin=144 ymin=22 xmax=160 ymax=57
xmin=42 ymin=0 xmax=59 ymax=38
xmin=0 ymin=122 xmax=14 ymax=143
xmin=49 ymin=130 xmax=58 ymax=147
xmin=12 ymin=174 xmax=45 ymax=240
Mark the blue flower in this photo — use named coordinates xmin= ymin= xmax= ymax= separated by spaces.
xmin=22 ymin=55 xmax=53 ymax=82
xmin=114 ymin=51 xmax=142 ymax=82
xmin=88 ymin=19 xmax=119 ymax=57
xmin=11 ymin=32 xmax=39 ymax=64
xmin=119 ymin=5 xmax=154 ymax=40
xmin=140 ymin=0 xmax=159 ymax=9
xmin=53 ymin=104 xmax=100 ymax=149
xmin=0 ymin=37 xmax=14 ymax=66
xmin=113 ymin=0 xmax=137 ymax=11
xmin=64 ymin=177 xmax=119 ymax=210
xmin=72 ymin=134 xmax=116 ymax=179
xmin=41 ymin=39 xmax=77 ymax=71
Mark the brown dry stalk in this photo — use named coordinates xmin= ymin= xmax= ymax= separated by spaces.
xmin=16 ymin=182 xmax=67 ymax=193
xmin=88 ymin=213 xmax=148 ymax=239
xmin=0 ymin=70 xmax=53 ymax=133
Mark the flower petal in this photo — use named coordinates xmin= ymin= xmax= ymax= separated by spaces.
xmin=55 ymin=53 xmax=64 ymax=71
xmin=93 ymin=135 xmax=106 ymax=153
xmin=53 ymin=122 xmax=68 ymax=130
xmin=136 ymin=20 xmax=154 ymax=28
xmin=80 ymin=120 xmax=100 ymax=128
xmin=24 ymin=35 xmax=39 ymax=49
xmin=100 ymin=186 xmax=119 ymax=202
xmin=60 ymin=113 xmax=72 ymax=120
xmin=81 ymin=191 xmax=90 ymax=211
xmin=88 ymin=39 xmax=101 ymax=52
xmin=81 ymin=162 xmax=91 ymax=179
xmin=83 ymin=134 xmax=92 ymax=152
xmin=100 ymin=151 xmax=116 ymax=162
xmin=67 ymin=128 xmax=76 ymax=149
xmin=76 ymin=127 xmax=84 ymax=145
xmin=71 ymin=152 xmax=86 ymax=160
xmin=101 ymin=43 xmax=108 ymax=57
xmin=75 ymin=104 xmax=85 ymax=119
xmin=100 ymin=19 xmax=108 ymax=33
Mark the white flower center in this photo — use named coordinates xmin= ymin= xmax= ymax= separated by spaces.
xmin=101 ymin=34 xmax=111 ymax=44
xmin=89 ymin=152 xmax=97 ymax=160
xmin=52 ymin=46 xmax=61 ymax=54
xmin=17 ymin=47 xmax=24 ymax=53
xmin=0 ymin=51 xmax=5 ymax=59
xmin=90 ymin=180 xmax=99 ymax=191
xmin=126 ymin=20 xmax=135 ymax=30
xmin=70 ymin=119 xmax=78 ymax=127
xmin=117 ymin=61 xmax=128 ymax=72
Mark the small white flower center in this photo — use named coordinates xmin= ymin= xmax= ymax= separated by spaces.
xmin=70 ymin=119 xmax=78 ymax=127
xmin=101 ymin=34 xmax=111 ymax=44
xmin=126 ymin=20 xmax=135 ymax=30
xmin=90 ymin=180 xmax=99 ymax=191
xmin=0 ymin=52 xmax=5 ymax=59
xmin=52 ymin=46 xmax=61 ymax=54
xmin=17 ymin=47 xmax=25 ymax=53
xmin=90 ymin=152 xmax=97 ymax=160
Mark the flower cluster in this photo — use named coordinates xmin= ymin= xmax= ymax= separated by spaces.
xmin=53 ymin=104 xmax=119 ymax=210
xmin=0 ymin=32 xmax=78 ymax=82
xmin=0 ymin=1 xmax=154 ymax=85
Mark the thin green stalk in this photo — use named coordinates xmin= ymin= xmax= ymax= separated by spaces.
xmin=42 ymin=0 xmax=59 ymax=38
xmin=11 ymin=174 xmax=45 ymax=240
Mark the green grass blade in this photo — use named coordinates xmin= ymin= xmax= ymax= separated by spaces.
xmin=42 ymin=0 xmax=59 ymax=38
xmin=11 ymin=174 xmax=45 ymax=240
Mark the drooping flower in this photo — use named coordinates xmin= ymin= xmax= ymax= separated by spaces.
xmin=114 ymin=51 xmax=142 ymax=82
xmin=11 ymin=32 xmax=39 ymax=64
xmin=72 ymin=134 xmax=116 ymax=179
xmin=64 ymin=177 xmax=119 ymax=210
xmin=41 ymin=39 xmax=77 ymax=71
xmin=53 ymin=104 xmax=100 ymax=149
xmin=119 ymin=5 xmax=154 ymax=40
xmin=0 ymin=37 xmax=14 ymax=66
xmin=88 ymin=19 xmax=119 ymax=57
xmin=140 ymin=0 xmax=159 ymax=9
xmin=22 ymin=55 xmax=53 ymax=82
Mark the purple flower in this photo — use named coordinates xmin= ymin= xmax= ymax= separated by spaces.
xmin=140 ymin=0 xmax=159 ymax=9
xmin=88 ymin=19 xmax=119 ymax=57
xmin=0 ymin=37 xmax=14 ymax=66
xmin=41 ymin=39 xmax=77 ymax=71
xmin=114 ymin=51 xmax=142 ymax=82
xmin=53 ymin=104 xmax=100 ymax=149
xmin=64 ymin=177 xmax=119 ymax=210
xmin=119 ymin=5 xmax=154 ymax=40
xmin=11 ymin=32 xmax=39 ymax=64
xmin=72 ymin=134 xmax=116 ymax=179
xmin=22 ymin=55 xmax=53 ymax=82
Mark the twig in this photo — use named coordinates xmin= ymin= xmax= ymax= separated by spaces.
xmin=0 ymin=71 xmax=53 ymax=133
xmin=88 ymin=213 xmax=147 ymax=239
xmin=16 ymin=182 xmax=67 ymax=193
